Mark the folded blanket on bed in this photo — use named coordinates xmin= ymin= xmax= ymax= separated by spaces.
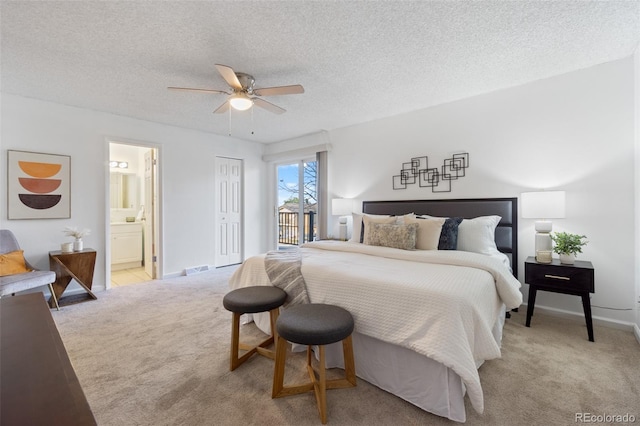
xmin=264 ymin=248 xmax=309 ymax=307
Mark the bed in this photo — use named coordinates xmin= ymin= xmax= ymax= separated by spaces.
xmin=228 ymin=198 xmax=522 ymax=422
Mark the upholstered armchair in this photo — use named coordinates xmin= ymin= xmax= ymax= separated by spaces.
xmin=0 ymin=229 xmax=59 ymax=310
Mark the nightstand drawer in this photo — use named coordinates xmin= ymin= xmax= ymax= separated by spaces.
xmin=525 ymin=261 xmax=594 ymax=293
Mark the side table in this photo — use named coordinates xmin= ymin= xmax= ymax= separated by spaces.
xmin=524 ymin=256 xmax=595 ymax=342
xmin=49 ymin=249 xmax=97 ymax=307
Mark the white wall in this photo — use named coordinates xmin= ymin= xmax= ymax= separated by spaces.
xmin=285 ymin=57 xmax=637 ymax=326
xmin=0 ymin=94 xmax=267 ymax=290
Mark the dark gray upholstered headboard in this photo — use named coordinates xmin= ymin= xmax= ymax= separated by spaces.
xmin=362 ymin=198 xmax=518 ymax=278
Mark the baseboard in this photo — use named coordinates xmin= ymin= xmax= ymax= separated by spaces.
xmin=522 ymin=303 xmax=635 ymax=332
xmin=163 ymin=271 xmax=183 ymax=279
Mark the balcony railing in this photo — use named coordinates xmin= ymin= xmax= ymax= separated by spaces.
xmin=278 ymin=211 xmax=316 ymax=246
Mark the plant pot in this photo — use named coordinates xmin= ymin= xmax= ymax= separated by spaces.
xmin=73 ymin=238 xmax=83 ymax=252
xmin=559 ymin=253 xmax=575 ymax=265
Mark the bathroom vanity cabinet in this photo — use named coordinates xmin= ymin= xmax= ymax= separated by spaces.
xmin=111 ymin=222 xmax=143 ymax=270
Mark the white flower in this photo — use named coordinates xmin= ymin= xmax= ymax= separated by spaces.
xmin=63 ymin=226 xmax=91 ymax=239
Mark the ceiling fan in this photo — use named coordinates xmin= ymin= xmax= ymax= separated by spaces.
xmin=168 ymin=64 xmax=304 ymax=115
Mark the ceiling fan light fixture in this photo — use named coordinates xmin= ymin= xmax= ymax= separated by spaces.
xmin=229 ymin=93 xmax=253 ymax=111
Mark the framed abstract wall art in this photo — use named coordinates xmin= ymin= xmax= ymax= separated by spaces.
xmin=7 ymin=150 xmax=71 ymax=219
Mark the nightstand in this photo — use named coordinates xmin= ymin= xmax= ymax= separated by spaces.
xmin=524 ymin=256 xmax=595 ymax=342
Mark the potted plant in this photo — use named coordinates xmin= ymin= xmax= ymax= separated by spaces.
xmin=550 ymin=232 xmax=587 ymax=264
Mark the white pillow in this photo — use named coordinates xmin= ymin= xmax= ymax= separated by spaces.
xmin=457 ymin=215 xmax=502 ymax=256
xmin=405 ymin=216 xmax=446 ymax=250
xmin=394 ymin=213 xmax=416 ymax=224
xmin=362 ymin=215 xmax=397 ymax=244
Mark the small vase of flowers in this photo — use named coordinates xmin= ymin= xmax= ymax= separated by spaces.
xmin=63 ymin=226 xmax=91 ymax=252
xmin=550 ymin=232 xmax=588 ymax=265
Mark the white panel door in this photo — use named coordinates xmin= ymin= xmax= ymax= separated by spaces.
xmin=216 ymin=157 xmax=242 ymax=267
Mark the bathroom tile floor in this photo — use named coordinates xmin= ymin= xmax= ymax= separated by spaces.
xmin=111 ymin=267 xmax=152 ymax=287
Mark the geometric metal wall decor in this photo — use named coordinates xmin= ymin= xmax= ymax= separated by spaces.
xmin=392 ymin=152 xmax=469 ymax=192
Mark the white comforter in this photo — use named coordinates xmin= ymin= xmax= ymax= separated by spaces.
xmin=228 ymin=241 xmax=522 ymax=413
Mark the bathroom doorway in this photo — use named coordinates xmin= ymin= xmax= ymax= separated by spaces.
xmin=108 ymin=141 xmax=160 ymax=287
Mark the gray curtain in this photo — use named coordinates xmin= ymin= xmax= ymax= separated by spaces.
xmin=316 ymin=151 xmax=328 ymax=240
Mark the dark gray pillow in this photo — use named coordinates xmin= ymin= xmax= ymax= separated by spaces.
xmin=438 ymin=217 xmax=463 ymax=250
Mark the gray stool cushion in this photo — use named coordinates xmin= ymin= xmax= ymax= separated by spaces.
xmin=277 ymin=304 xmax=354 ymax=346
xmin=223 ymin=286 xmax=287 ymax=314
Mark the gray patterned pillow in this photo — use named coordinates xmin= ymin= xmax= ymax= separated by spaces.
xmin=364 ymin=222 xmax=419 ymax=250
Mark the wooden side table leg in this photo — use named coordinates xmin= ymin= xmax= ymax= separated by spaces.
xmin=525 ymin=286 xmax=537 ymax=327
xmin=48 ymin=283 xmax=60 ymax=311
xmin=581 ymin=293 xmax=594 ymax=342
xmin=50 ymin=277 xmax=71 ymax=307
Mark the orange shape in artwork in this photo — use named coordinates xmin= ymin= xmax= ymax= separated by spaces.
xmin=18 ymin=178 xmax=62 ymax=194
xmin=18 ymin=161 xmax=62 ymax=178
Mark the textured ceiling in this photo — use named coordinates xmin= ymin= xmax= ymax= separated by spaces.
xmin=2 ymin=1 xmax=639 ymax=143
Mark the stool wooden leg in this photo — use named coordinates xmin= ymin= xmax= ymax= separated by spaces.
xmin=254 ymin=308 xmax=279 ymax=360
xmin=231 ymin=308 xmax=282 ymax=371
xmin=316 ymin=345 xmax=327 ymax=424
xmin=272 ymin=337 xmax=356 ymax=424
xmin=273 ymin=340 xmax=314 ymax=398
xmin=270 ymin=308 xmax=280 ymax=343
xmin=342 ymin=335 xmax=356 ymax=386
xmin=323 ymin=336 xmax=357 ymax=391
xmin=230 ymin=312 xmax=241 ymax=371
xmin=272 ymin=336 xmax=288 ymax=397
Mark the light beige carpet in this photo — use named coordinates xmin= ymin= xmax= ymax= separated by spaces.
xmin=53 ymin=266 xmax=640 ymax=425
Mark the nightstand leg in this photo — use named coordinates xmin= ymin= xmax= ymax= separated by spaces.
xmin=525 ymin=286 xmax=537 ymax=327
xmin=581 ymin=293 xmax=594 ymax=342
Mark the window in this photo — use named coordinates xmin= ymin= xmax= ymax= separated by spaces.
xmin=277 ymin=159 xmax=318 ymax=248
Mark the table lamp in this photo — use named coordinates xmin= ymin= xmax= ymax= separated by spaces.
xmin=521 ymin=191 xmax=566 ymax=256
xmin=332 ymin=198 xmax=353 ymax=241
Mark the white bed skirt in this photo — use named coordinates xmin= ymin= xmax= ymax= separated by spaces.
xmin=324 ymin=331 xmax=468 ymax=422
xmin=248 ymin=308 xmax=505 ymax=423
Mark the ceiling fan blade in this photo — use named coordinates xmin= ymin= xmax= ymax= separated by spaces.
xmin=213 ymin=101 xmax=230 ymax=114
xmin=253 ymin=84 xmax=304 ymax=96
xmin=252 ymin=98 xmax=285 ymax=114
xmin=215 ymin=64 xmax=243 ymax=90
xmin=168 ymin=86 xmax=229 ymax=95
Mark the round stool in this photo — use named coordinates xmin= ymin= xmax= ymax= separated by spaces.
xmin=272 ymin=304 xmax=357 ymax=424
xmin=223 ymin=286 xmax=287 ymax=371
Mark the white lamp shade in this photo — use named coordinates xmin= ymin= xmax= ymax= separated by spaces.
xmin=331 ymin=198 xmax=353 ymax=216
xmin=521 ymin=191 xmax=566 ymax=219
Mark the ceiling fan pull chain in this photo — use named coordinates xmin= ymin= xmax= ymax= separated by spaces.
xmin=228 ymin=106 xmax=232 ymax=136
xmin=251 ymin=107 xmax=254 ymax=135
